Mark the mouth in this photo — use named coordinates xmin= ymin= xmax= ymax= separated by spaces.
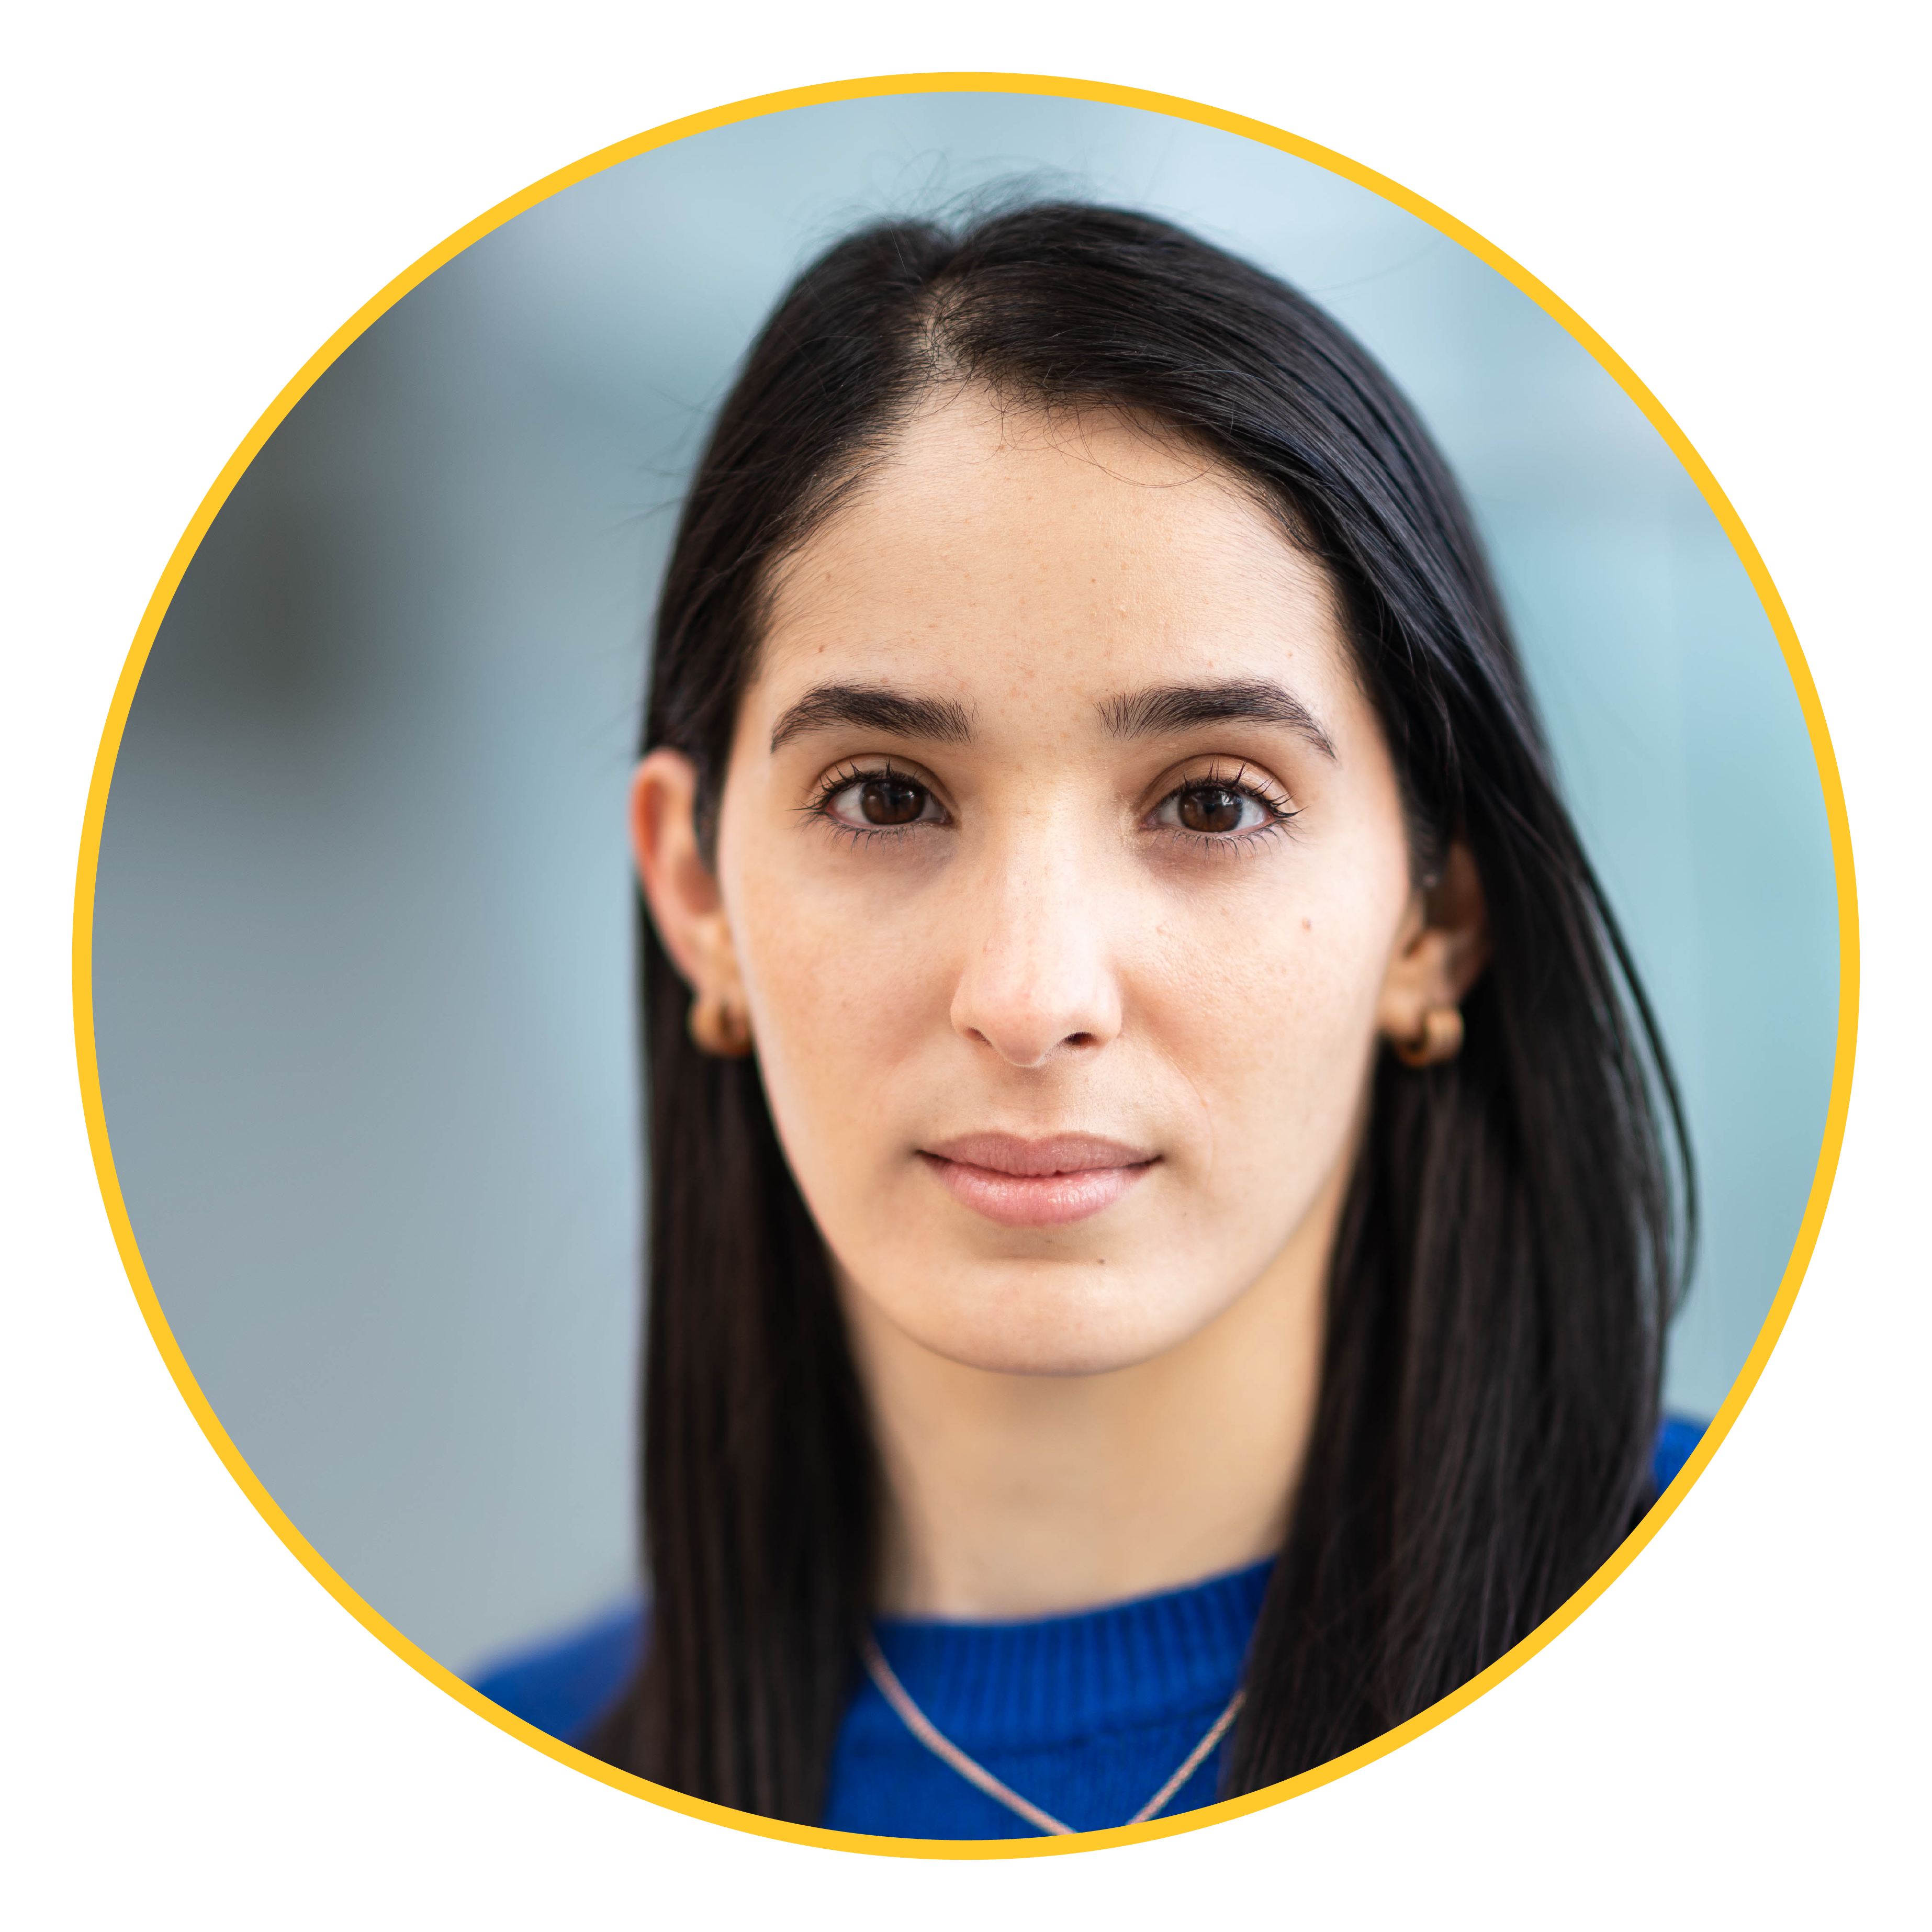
xmin=917 ymin=1132 xmax=1159 ymax=1229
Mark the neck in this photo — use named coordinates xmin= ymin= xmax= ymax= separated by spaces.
xmin=841 ymin=1171 xmax=1338 ymax=1622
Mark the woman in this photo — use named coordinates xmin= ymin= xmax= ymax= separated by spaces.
xmin=477 ymin=203 xmax=1693 ymax=1838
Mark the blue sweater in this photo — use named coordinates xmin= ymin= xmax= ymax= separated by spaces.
xmin=471 ymin=1415 xmax=1706 ymax=1838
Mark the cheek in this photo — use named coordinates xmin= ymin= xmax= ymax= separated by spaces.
xmin=1136 ymin=868 xmax=1403 ymax=1171
xmin=723 ymin=849 xmax=948 ymax=1150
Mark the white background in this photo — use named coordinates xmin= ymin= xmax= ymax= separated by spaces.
xmin=4 ymin=2 xmax=1924 ymax=1924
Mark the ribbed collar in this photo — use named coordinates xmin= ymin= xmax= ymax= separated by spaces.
xmin=867 ymin=1559 xmax=1273 ymax=1749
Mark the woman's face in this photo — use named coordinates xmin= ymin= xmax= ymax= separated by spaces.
xmin=650 ymin=389 xmax=1439 ymax=1377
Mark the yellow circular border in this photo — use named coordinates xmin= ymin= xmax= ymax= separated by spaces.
xmin=71 ymin=71 xmax=1859 ymax=1860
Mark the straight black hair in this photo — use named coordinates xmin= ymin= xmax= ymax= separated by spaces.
xmin=589 ymin=203 xmax=1690 ymax=1824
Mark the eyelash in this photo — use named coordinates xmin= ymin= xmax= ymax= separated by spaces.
xmin=802 ymin=760 xmax=1299 ymax=850
xmin=1151 ymin=762 xmax=1300 ymax=855
xmin=803 ymin=761 xmax=945 ymax=846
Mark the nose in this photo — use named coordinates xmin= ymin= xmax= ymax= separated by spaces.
xmin=949 ymin=836 xmax=1124 ymax=1069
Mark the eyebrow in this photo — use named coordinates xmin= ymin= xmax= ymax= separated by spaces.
xmin=1100 ymin=680 xmax=1336 ymax=759
xmin=768 ymin=682 xmax=976 ymax=754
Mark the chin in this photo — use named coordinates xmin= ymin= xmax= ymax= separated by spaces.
xmin=890 ymin=1266 xmax=1207 ymax=1378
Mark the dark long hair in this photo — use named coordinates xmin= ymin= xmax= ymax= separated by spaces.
xmin=590 ymin=204 xmax=1691 ymax=1823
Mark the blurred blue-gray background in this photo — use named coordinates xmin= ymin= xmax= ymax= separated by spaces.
xmin=92 ymin=92 xmax=1839 ymax=1677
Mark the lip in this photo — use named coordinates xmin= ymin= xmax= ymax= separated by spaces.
xmin=918 ymin=1132 xmax=1159 ymax=1229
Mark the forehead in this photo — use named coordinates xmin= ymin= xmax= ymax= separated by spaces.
xmin=749 ymin=389 xmax=1352 ymax=718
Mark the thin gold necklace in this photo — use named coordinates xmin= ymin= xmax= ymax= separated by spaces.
xmin=858 ymin=1629 xmax=1246 ymax=1837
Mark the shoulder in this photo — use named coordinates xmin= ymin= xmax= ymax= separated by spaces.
xmin=467 ymin=1598 xmax=643 ymax=1747
xmin=465 ymin=1413 xmax=1709 ymax=1750
xmin=1650 ymin=1412 xmax=1706 ymax=1495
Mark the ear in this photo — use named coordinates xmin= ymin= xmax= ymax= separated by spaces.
xmin=629 ymin=748 xmax=743 ymax=1004
xmin=1374 ymin=839 xmax=1491 ymax=1048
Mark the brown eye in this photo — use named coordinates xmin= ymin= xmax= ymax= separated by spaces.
xmin=819 ymin=768 xmax=945 ymax=836
xmin=859 ymin=776 xmax=927 ymax=825
xmin=1177 ymin=784 xmax=1248 ymax=834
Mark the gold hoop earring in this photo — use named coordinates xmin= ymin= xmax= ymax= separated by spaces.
xmin=1393 ymin=1004 xmax=1463 ymax=1069
xmin=689 ymin=991 xmax=752 ymax=1058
